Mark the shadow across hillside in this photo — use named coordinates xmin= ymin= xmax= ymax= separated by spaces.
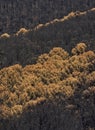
xmin=0 ymin=9 xmax=95 ymax=69
xmin=1 ymin=95 xmax=95 ymax=130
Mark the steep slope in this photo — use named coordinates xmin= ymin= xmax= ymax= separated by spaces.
xmin=0 ymin=8 xmax=95 ymax=69
xmin=0 ymin=43 xmax=95 ymax=130
xmin=0 ymin=0 xmax=95 ymax=34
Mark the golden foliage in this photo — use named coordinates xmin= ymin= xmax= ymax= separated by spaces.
xmin=0 ymin=33 xmax=10 ymax=38
xmin=71 ymin=43 xmax=87 ymax=55
xmin=16 ymin=28 xmax=29 ymax=36
xmin=0 ymin=43 xmax=95 ymax=130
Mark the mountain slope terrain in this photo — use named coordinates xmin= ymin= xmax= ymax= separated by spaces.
xmin=0 ymin=43 xmax=95 ymax=130
xmin=0 ymin=8 xmax=95 ymax=69
xmin=0 ymin=0 xmax=95 ymax=34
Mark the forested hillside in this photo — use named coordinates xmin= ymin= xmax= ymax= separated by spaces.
xmin=0 ymin=1 xmax=95 ymax=130
xmin=0 ymin=8 xmax=95 ymax=69
xmin=0 ymin=43 xmax=95 ymax=130
xmin=0 ymin=0 xmax=95 ymax=34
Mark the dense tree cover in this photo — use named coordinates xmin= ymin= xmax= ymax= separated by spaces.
xmin=0 ymin=43 xmax=95 ymax=130
xmin=0 ymin=0 xmax=95 ymax=34
xmin=0 ymin=8 xmax=95 ymax=69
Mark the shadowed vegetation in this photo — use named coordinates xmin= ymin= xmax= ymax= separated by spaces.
xmin=0 ymin=9 xmax=95 ymax=69
xmin=0 ymin=0 xmax=95 ymax=34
